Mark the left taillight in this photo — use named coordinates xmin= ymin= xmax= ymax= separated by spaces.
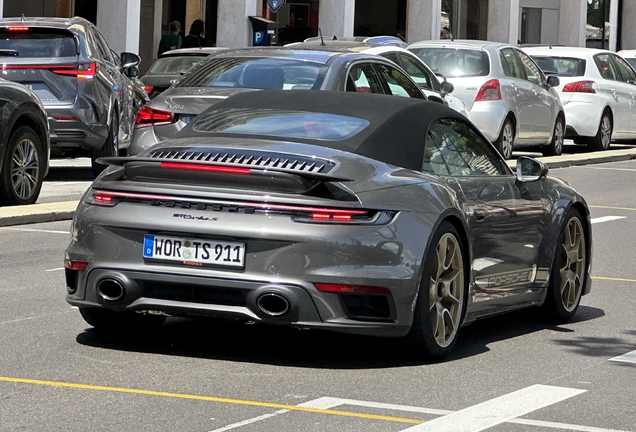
xmin=135 ymin=106 xmax=178 ymax=129
xmin=52 ymin=63 xmax=96 ymax=79
xmin=86 ymin=192 xmax=118 ymax=207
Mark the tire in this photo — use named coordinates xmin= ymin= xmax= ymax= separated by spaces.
xmin=494 ymin=118 xmax=514 ymax=160
xmin=79 ymin=307 xmax=165 ymax=332
xmin=0 ymin=126 xmax=44 ymax=206
xmin=406 ymin=221 xmax=467 ymax=360
xmin=587 ymin=112 xmax=612 ymax=151
xmin=542 ymin=116 xmax=564 ymax=157
xmin=91 ymin=108 xmax=119 ymax=178
xmin=541 ymin=209 xmax=587 ymax=322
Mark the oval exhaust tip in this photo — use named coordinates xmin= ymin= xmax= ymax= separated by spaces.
xmin=256 ymin=292 xmax=290 ymax=316
xmin=97 ymin=278 xmax=125 ymax=302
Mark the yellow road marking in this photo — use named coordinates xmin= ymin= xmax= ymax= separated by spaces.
xmin=0 ymin=376 xmax=422 ymax=425
xmin=589 ymin=205 xmax=636 ymax=212
xmin=592 ymin=276 xmax=636 ymax=283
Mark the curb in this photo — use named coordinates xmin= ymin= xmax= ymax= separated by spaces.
xmin=2 ymin=148 xmax=636 ymax=228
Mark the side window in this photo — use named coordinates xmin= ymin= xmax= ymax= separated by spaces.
xmin=612 ymin=54 xmax=636 ymax=83
xmin=500 ymin=48 xmax=524 ymax=79
xmin=375 ymin=63 xmax=425 ymax=99
xmin=594 ymin=54 xmax=618 ymax=80
xmin=516 ymin=50 xmax=543 ymax=86
xmin=347 ymin=63 xmax=385 ymax=94
xmin=398 ymin=53 xmax=440 ymax=91
xmin=424 ymin=118 xmax=508 ymax=177
xmin=91 ymin=27 xmax=114 ymax=63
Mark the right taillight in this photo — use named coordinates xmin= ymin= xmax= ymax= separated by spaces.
xmin=134 ymin=106 xmax=177 ymax=128
xmin=562 ymin=80 xmax=596 ymax=93
xmin=144 ymin=85 xmax=154 ymax=95
xmin=475 ymin=79 xmax=502 ymax=101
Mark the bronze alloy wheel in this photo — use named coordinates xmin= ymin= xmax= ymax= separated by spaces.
xmin=429 ymin=232 xmax=465 ymax=348
xmin=559 ymin=216 xmax=586 ymax=312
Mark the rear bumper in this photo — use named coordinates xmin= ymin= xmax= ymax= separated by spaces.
xmin=466 ymin=101 xmax=508 ymax=143
xmin=46 ymin=106 xmax=107 ymax=153
xmin=562 ymin=99 xmax=603 ymax=138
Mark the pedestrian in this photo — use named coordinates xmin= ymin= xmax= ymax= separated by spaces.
xmin=157 ymin=21 xmax=181 ymax=56
xmin=181 ymin=19 xmax=209 ymax=49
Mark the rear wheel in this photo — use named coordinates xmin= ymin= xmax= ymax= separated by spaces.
xmin=587 ymin=112 xmax=612 ymax=151
xmin=0 ymin=126 xmax=44 ymax=206
xmin=91 ymin=108 xmax=119 ymax=178
xmin=542 ymin=116 xmax=564 ymax=157
xmin=79 ymin=307 xmax=165 ymax=332
xmin=494 ymin=118 xmax=514 ymax=160
xmin=541 ymin=209 xmax=587 ymax=321
xmin=407 ymin=221 xmax=467 ymax=360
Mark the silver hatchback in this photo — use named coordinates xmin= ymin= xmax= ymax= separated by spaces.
xmin=409 ymin=40 xmax=565 ymax=159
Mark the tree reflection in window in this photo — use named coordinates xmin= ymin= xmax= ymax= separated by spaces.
xmin=424 ymin=118 xmax=508 ymax=176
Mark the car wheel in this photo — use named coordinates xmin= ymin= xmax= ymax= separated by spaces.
xmin=587 ymin=112 xmax=612 ymax=151
xmin=91 ymin=108 xmax=119 ymax=178
xmin=542 ymin=116 xmax=564 ymax=157
xmin=79 ymin=307 xmax=165 ymax=331
xmin=541 ymin=209 xmax=587 ymax=322
xmin=495 ymin=118 xmax=514 ymax=160
xmin=407 ymin=221 xmax=467 ymax=360
xmin=0 ymin=126 xmax=44 ymax=206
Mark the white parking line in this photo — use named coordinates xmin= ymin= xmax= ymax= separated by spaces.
xmin=610 ymin=350 xmax=636 ymax=364
xmin=398 ymin=385 xmax=585 ymax=432
xmin=45 ymin=268 xmax=65 ymax=272
xmin=0 ymin=227 xmax=69 ymax=234
xmin=591 ymin=216 xmax=626 ymax=224
xmin=207 ymin=397 xmax=340 ymax=432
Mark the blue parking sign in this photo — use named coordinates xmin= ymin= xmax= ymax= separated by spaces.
xmin=267 ymin=0 xmax=285 ymax=13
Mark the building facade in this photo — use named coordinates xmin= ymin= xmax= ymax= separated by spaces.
xmin=2 ymin=0 xmax=635 ymax=74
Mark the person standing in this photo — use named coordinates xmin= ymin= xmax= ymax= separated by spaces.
xmin=181 ymin=19 xmax=209 ymax=49
xmin=158 ymin=21 xmax=182 ymax=56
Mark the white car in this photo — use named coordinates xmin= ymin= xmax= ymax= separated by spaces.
xmin=617 ymin=50 xmax=636 ymax=70
xmin=286 ymin=39 xmax=468 ymax=117
xmin=409 ymin=40 xmax=565 ymax=159
xmin=524 ymin=46 xmax=636 ymax=151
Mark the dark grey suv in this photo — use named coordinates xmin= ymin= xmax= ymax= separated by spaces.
xmin=0 ymin=78 xmax=50 ymax=205
xmin=0 ymin=17 xmax=142 ymax=176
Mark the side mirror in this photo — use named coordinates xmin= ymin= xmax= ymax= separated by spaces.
xmin=546 ymin=75 xmax=560 ymax=87
xmin=427 ymin=95 xmax=444 ymax=104
xmin=516 ymin=156 xmax=548 ymax=182
xmin=440 ymin=80 xmax=454 ymax=95
xmin=120 ymin=52 xmax=141 ymax=69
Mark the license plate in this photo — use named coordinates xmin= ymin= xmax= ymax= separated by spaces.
xmin=143 ymin=234 xmax=245 ymax=267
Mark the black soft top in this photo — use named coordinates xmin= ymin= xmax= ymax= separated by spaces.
xmin=179 ymin=90 xmax=466 ymax=171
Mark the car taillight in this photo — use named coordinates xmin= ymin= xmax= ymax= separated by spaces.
xmin=562 ymin=80 xmax=596 ymax=93
xmin=314 ymin=283 xmax=390 ymax=295
xmin=144 ymin=85 xmax=154 ymax=95
xmin=51 ymin=63 xmax=96 ymax=79
xmin=160 ymin=162 xmax=250 ymax=174
xmin=135 ymin=106 xmax=177 ymax=128
xmin=87 ymin=192 xmax=118 ymax=207
xmin=64 ymin=260 xmax=88 ymax=271
xmin=475 ymin=79 xmax=501 ymax=101
xmin=7 ymin=26 xmax=29 ymax=31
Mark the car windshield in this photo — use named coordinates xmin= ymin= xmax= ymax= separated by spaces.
xmin=191 ymin=108 xmax=369 ymax=141
xmin=147 ymin=56 xmax=207 ymax=75
xmin=176 ymin=57 xmax=328 ymax=90
xmin=0 ymin=29 xmax=76 ymax=58
xmin=530 ymin=56 xmax=586 ymax=77
xmin=409 ymin=48 xmax=490 ymax=77
xmin=623 ymin=57 xmax=636 ymax=70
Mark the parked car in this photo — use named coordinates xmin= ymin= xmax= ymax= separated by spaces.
xmin=0 ymin=17 xmax=143 ymax=176
xmin=617 ymin=50 xmax=636 ymax=70
xmin=523 ymin=46 xmax=636 ymax=150
xmin=0 ymin=78 xmax=50 ymax=205
xmin=141 ymin=47 xmax=226 ymax=99
xmin=129 ymin=47 xmax=427 ymax=155
xmin=409 ymin=40 xmax=565 ymax=159
xmin=65 ymin=91 xmax=592 ymax=359
xmin=285 ymin=39 xmax=467 ymax=116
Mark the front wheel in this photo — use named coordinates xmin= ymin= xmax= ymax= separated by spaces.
xmin=406 ymin=221 xmax=467 ymax=360
xmin=494 ymin=118 xmax=514 ymax=160
xmin=541 ymin=209 xmax=587 ymax=321
xmin=0 ymin=126 xmax=44 ymax=206
xmin=542 ymin=116 xmax=564 ymax=157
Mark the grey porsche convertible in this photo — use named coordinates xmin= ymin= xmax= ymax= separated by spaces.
xmin=65 ymin=91 xmax=592 ymax=359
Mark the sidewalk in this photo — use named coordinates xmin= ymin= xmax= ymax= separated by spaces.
xmin=2 ymin=147 xmax=636 ymax=228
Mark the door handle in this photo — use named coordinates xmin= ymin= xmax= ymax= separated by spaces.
xmin=474 ymin=208 xmax=490 ymax=221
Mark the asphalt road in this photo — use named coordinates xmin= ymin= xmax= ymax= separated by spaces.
xmin=2 ymin=159 xmax=636 ymax=431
